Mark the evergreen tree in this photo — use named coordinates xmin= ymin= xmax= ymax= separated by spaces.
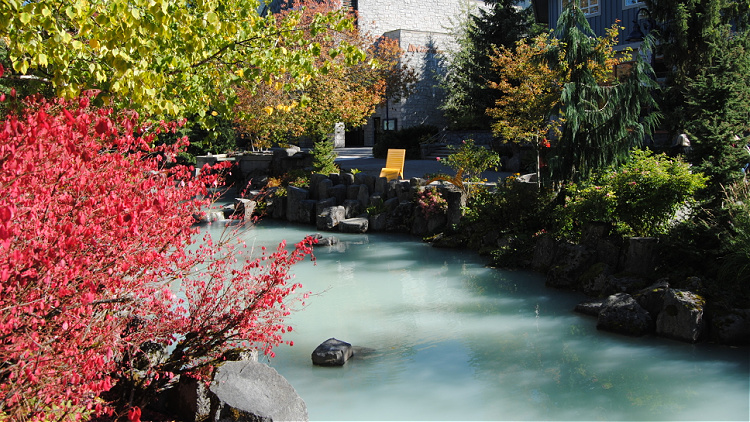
xmin=439 ymin=0 xmax=537 ymax=129
xmin=547 ymin=3 xmax=660 ymax=184
xmin=644 ymin=0 xmax=750 ymax=202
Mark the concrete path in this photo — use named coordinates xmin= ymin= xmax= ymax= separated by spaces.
xmin=332 ymin=147 xmax=511 ymax=182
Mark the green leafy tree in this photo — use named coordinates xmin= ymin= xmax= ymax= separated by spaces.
xmin=0 ymin=0 xmax=360 ymax=119
xmin=440 ymin=0 xmax=537 ymax=129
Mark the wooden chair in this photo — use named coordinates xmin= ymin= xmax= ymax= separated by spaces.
xmin=379 ymin=149 xmax=406 ymax=181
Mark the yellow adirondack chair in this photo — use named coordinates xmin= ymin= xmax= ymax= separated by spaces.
xmin=379 ymin=149 xmax=406 ymax=181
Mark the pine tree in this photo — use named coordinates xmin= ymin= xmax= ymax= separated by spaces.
xmin=440 ymin=0 xmax=537 ymax=129
xmin=547 ymin=4 xmax=660 ymax=184
xmin=644 ymin=0 xmax=750 ymax=202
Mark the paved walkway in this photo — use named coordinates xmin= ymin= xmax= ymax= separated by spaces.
xmin=333 ymin=147 xmax=510 ymax=182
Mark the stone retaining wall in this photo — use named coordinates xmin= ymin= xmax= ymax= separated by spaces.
xmin=247 ymin=171 xmax=464 ymax=237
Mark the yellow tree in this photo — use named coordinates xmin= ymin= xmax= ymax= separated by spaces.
xmin=0 ymin=0 xmax=360 ymax=120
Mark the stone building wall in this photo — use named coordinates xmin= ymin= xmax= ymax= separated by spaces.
xmin=356 ymin=0 xmax=488 ymax=147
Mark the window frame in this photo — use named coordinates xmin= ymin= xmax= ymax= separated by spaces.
xmin=561 ymin=0 xmax=601 ymax=17
xmin=383 ymin=119 xmax=397 ymax=131
xmin=623 ymin=0 xmax=644 ymax=10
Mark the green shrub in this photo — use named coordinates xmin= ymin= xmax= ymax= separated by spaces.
xmin=561 ymin=150 xmax=707 ymax=238
xmin=438 ymin=139 xmax=501 ymax=182
xmin=373 ymin=125 xmax=439 ymax=159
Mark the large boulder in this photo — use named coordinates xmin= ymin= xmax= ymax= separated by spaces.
xmin=311 ymin=338 xmax=353 ymax=366
xmin=656 ymin=289 xmax=705 ymax=343
xmin=210 ymin=360 xmax=308 ymax=422
xmin=342 ymin=199 xmax=361 ymax=219
xmin=597 ymin=293 xmax=654 ymax=336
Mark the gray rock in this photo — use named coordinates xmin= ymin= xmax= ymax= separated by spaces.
xmin=342 ymin=199 xmax=361 ymax=218
xmin=329 ymin=184 xmax=347 ymax=205
xmin=357 ymin=185 xmax=370 ymax=209
xmin=346 ymin=184 xmax=360 ymax=200
xmin=656 ymin=289 xmax=705 ymax=343
xmin=167 ymin=348 xmax=258 ymax=422
xmin=315 ymin=197 xmax=337 ymax=216
xmin=298 ymin=200 xmax=318 ymax=225
xmin=316 ymin=206 xmax=345 ymax=230
xmin=310 ymin=233 xmax=339 ymax=247
xmin=374 ymin=177 xmax=388 ymax=196
xmin=368 ymin=213 xmax=387 ymax=232
xmin=309 ymin=173 xmax=328 ymax=199
xmin=317 ymin=178 xmax=333 ymax=200
xmin=210 ymin=361 xmax=308 ymax=422
xmin=597 ymin=293 xmax=654 ymax=336
xmin=546 ymin=242 xmax=596 ymax=290
xmin=311 ymin=338 xmax=353 ymax=366
xmin=340 ymin=172 xmax=355 ymax=185
xmin=621 ymin=237 xmax=658 ymax=277
xmin=634 ymin=280 xmax=670 ymax=317
xmin=395 ymin=181 xmax=412 ymax=202
xmin=710 ymin=308 xmax=750 ymax=346
xmin=441 ymin=185 xmax=466 ymax=227
xmin=531 ymin=234 xmax=557 ymax=272
xmin=574 ymin=299 xmax=605 ymax=316
xmin=339 ymin=217 xmax=369 ymax=233
xmin=234 ymin=198 xmax=258 ymax=221
xmin=175 ymin=375 xmax=212 ymax=422
xmin=285 ymin=186 xmax=309 ymax=223
xmin=270 ymin=195 xmax=286 ymax=220
xmin=383 ymin=197 xmax=399 ymax=213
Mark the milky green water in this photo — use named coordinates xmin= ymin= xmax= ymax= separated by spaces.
xmin=203 ymin=220 xmax=749 ymax=421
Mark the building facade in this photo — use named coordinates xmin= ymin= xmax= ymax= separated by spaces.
xmin=267 ymin=1 xmax=490 ymax=147
xmin=349 ymin=0 xmax=490 ymax=146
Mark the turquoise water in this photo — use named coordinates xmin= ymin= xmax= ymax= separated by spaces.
xmin=203 ymin=220 xmax=749 ymax=421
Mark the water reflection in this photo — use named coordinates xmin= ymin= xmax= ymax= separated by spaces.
xmin=200 ymin=220 xmax=749 ymax=421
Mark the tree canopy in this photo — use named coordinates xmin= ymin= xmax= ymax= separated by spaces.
xmin=0 ymin=0 xmax=361 ymax=119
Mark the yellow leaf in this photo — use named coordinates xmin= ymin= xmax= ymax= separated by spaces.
xmin=89 ymin=39 xmax=100 ymax=49
xmin=263 ymin=106 xmax=274 ymax=115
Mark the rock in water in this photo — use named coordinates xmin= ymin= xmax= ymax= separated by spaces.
xmin=311 ymin=338 xmax=353 ymax=366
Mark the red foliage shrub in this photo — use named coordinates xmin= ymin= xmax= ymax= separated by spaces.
xmin=0 ymin=96 xmax=314 ymax=420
